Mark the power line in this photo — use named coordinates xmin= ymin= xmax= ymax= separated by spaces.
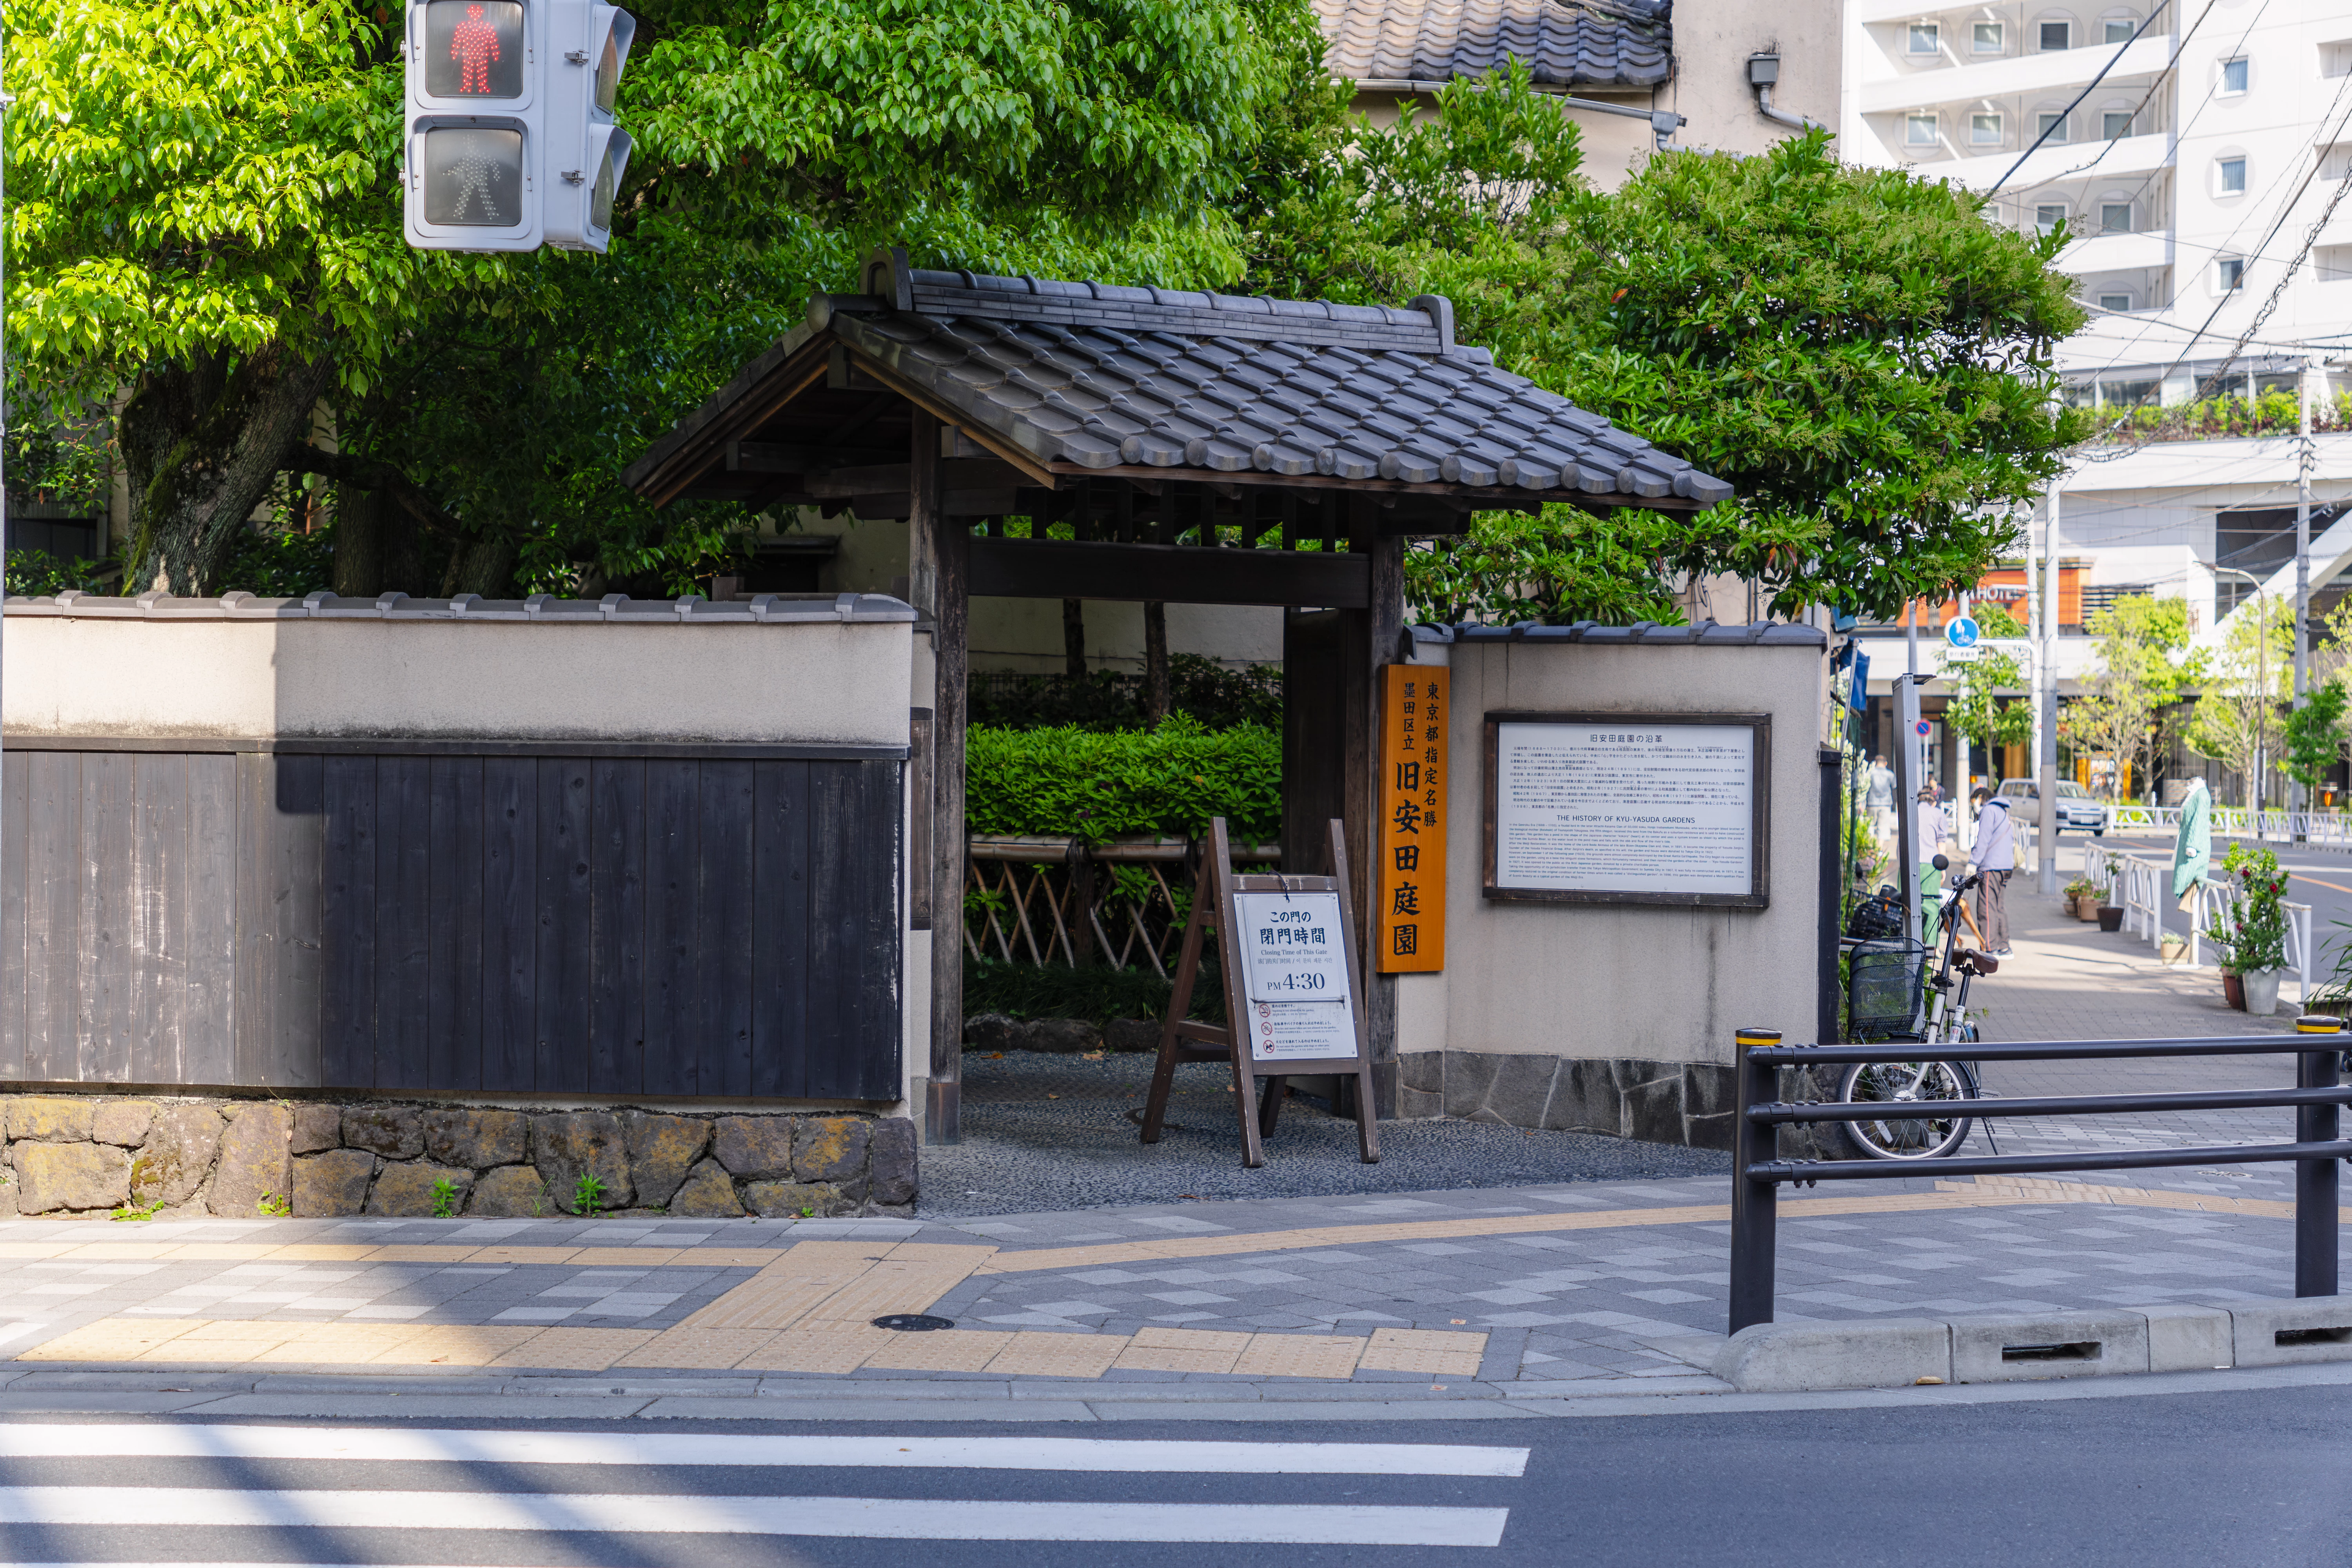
xmin=1986 ymin=2 xmax=2176 ymax=198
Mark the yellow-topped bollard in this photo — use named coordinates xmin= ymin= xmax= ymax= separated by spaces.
xmin=2296 ymin=1014 xmax=2348 ymax=1034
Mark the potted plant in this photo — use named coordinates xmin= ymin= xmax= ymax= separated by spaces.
xmin=2095 ymin=852 xmax=2125 ymax=932
xmin=2204 ymin=845 xmax=2290 ymax=1016
xmin=2063 ymin=874 xmax=2100 ymax=920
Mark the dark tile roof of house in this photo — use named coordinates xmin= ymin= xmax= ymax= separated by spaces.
xmin=1315 ymin=0 xmax=1672 ymax=91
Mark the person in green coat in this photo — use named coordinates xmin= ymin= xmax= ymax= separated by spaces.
xmin=2172 ymin=778 xmax=2211 ymax=909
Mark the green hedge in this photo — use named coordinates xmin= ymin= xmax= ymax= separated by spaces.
xmin=964 ymin=715 xmax=1282 ymax=844
xmin=963 ymin=955 xmax=1224 ymax=1025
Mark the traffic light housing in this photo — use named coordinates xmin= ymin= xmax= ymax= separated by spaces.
xmin=403 ymin=0 xmax=633 ymax=253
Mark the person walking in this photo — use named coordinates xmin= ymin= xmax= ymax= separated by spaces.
xmin=1971 ymin=784 xmax=2015 ymax=957
xmin=1864 ymin=753 xmax=1898 ymax=855
xmin=1916 ymin=786 xmax=1951 ymax=942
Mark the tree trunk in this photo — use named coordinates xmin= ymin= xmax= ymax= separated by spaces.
xmin=452 ymin=534 xmax=521 ymax=598
xmin=118 ymin=345 xmax=335 ymax=595
xmin=331 ymin=485 xmax=388 ymax=599
xmin=1143 ymin=600 xmax=1170 ymax=726
xmin=1062 ymin=597 xmax=1087 ymax=678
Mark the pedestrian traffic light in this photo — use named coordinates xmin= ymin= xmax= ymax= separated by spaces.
xmin=402 ymin=0 xmax=634 ymax=254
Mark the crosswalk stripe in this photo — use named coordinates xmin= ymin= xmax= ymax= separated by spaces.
xmin=0 ymin=1488 xmax=1511 ymax=1546
xmin=0 ymin=1425 xmax=1527 ymax=1477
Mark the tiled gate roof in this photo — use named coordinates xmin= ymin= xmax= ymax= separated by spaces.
xmin=1315 ymin=0 xmax=1673 ymax=90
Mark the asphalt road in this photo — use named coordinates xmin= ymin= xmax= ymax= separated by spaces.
xmin=2096 ymin=829 xmax=2352 ymax=982
xmin=6 ymin=1396 xmax=2352 ymax=1567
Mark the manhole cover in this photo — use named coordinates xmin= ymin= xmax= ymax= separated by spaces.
xmin=873 ymin=1314 xmax=955 ymax=1332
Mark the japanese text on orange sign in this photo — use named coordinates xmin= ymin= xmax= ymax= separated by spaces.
xmin=1376 ymin=665 xmax=1446 ymax=973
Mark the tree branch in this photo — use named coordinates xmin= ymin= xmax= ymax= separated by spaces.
xmin=280 ymin=445 xmax=467 ymax=538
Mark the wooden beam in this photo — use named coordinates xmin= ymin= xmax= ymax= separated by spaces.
xmin=911 ymin=408 xmax=969 ymax=1147
xmin=967 ymin=537 xmax=1372 ymax=607
xmin=803 ymin=459 xmax=1031 ymax=498
xmin=725 ymin=442 xmax=900 ymax=474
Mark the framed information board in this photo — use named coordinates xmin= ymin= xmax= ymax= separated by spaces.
xmin=1482 ymin=711 xmax=1769 ymax=908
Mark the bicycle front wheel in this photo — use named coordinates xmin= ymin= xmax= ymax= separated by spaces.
xmin=1837 ymin=1060 xmax=1975 ymax=1160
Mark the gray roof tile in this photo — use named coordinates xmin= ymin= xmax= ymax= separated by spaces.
xmin=800 ymin=269 xmax=1733 ymax=507
xmin=1318 ymin=0 xmax=1670 ymax=91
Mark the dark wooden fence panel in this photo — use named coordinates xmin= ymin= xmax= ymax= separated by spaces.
xmin=2 ymin=750 xmax=902 ymax=1100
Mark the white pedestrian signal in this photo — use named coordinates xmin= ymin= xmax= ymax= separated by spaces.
xmin=404 ymin=0 xmax=633 ymax=253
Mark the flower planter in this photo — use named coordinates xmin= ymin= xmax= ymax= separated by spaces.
xmin=2223 ymin=972 xmax=2246 ymax=1011
xmin=2097 ymin=906 xmax=2124 ymax=933
xmin=2244 ymin=967 xmax=2284 ymax=1017
xmin=2161 ymin=935 xmax=2188 ymax=964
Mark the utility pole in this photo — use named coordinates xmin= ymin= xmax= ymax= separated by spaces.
xmin=2296 ymin=357 xmax=2315 ymax=833
xmin=2039 ymin=479 xmax=2063 ymax=897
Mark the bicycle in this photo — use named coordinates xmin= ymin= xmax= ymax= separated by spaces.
xmin=1838 ymin=853 xmax=2000 ymax=1160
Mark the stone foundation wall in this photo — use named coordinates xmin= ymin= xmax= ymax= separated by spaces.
xmin=1401 ymin=1051 xmax=1739 ymax=1151
xmin=0 ymin=1096 xmax=917 ymax=1220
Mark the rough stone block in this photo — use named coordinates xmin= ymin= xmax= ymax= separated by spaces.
xmin=209 ymin=1103 xmax=294 ymax=1216
xmin=469 ymin=1165 xmax=550 ymax=1218
xmin=1398 ymin=1050 xmax=1444 ymax=1096
xmin=711 ymin=1115 xmax=794 ymax=1180
xmin=744 ymin=1179 xmax=847 ymax=1218
xmin=293 ymin=1149 xmax=376 ymax=1216
xmin=1103 ymin=1018 xmax=1161 ymax=1053
xmin=530 ymin=1111 xmax=632 ymax=1213
xmin=2229 ymin=1298 xmax=2352 ymax=1367
xmin=1949 ymin=1310 xmax=2149 ymax=1383
xmin=341 ymin=1105 xmax=423 ymax=1160
xmin=964 ymin=1013 xmax=1022 ymax=1051
xmin=670 ymin=1158 xmax=746 ymax=1218
xmin=1546 ymin=1058 xmax=1626 ymax=1136
xmin=1711 ymin=1318 xmax=1951 ymax=1392
xmin=1022 ymin=1018 xmax=1102 ymax=1053
xmin=622 ymin=1111 xmax=710 ymax=1208
xmin=9 ymin=1096 xmax=94 ymax=1143
xmin=422 ymin=1107 xmax=528 ymax=1170
xmin=290 ymin=1103 xmax=344 ymax=1155
xmin=794 ymin=1116 xmax=870 ymax=1183
xmin=1621 ymin=1063 xmax=1689 ymax=1146
xmin=868 ymin=1117 xmax=918 ymax=1207
xmin=367 ymin=1161 xmax=475 ymax=1218
xmin=2139 ymin=1305 xmax=2234 ymax=1372
xmin=91 ymin=1100 xmax=158 ymax=1148
xmin=14 ymin=1143 xmax=131 ymax=1213
xmin=131 ymin=1105 xmax=225 ymax=1210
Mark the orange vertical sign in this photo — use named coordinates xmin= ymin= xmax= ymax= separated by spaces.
xmin=1376 ymin=664 xmax=1447 ymax=973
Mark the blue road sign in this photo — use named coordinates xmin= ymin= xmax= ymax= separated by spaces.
xmin=1945 ymin=615 xmax=1980 ymax=649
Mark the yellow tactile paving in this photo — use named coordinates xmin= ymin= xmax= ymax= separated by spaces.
xmin=0 ymin=1243 xmax=77 ymax=1259
xmin=1233 ymin=1334 xmax=1367 ymax=1379
xmin=677 ymin=1270 xmax=873 ymax=1333
xmin=862 ymin=1330 xmax=1014 ymax=1372
xmin=735 ymin=1326 xmax=896 ymax=1374
xmin=1114 ymin=1327 xmax=1252 ymax=1375
xmin=566 ymin=1247 xmax=683 ymax=1267
xmin=983 ymin=1332 xmax=1129 ymax=1379
xmin=679 ymin=1248 xmax=788 ymax=1267
xmin=53 ymin=1244 xmax=175 ymax=1261
xmin=1359 ymin=1328 xmax=1485 ymax=1376
xmin=1941 ymin=1175 xmax=2303 ymax=1218
xmin=248 ymin=1325 xmax=433 ymax=1364
xmin=14 ymin=1318 xmax=196 ymax=1361
xmin=613 ymin=1327 xmax=781 ymax=1370
xmin=795 ymin=1260 xmax=990 ymax=1330
xmin=155 ymin=1245 xmax=285 ymax=1260
xmin=266 ymin=1245 xmax=377 ymax=1261
xmin=757 ymin=1240 xmax=903 ymax=1271
xmin=467 ymin=1247 xmax=583 ymax=1266
xmin=368 ymin=1246 xmax=481 ymax=1263
xmin=367 ymin=1326 xmax=544 ymax=1366
xmin=486 ymin=1327 xmax=656 ymax=1371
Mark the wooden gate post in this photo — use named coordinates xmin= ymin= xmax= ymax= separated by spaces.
xmin=911 ymin=407 xmax=969 ymax=1144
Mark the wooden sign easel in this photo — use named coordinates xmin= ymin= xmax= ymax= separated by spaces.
xmin=1138 ymin=816 xmax=1380 ymax=1168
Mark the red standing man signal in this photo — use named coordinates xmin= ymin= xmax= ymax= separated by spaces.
xmin=450 ymin=2 xmax=502 ymax=94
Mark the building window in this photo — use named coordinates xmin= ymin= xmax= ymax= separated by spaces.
xmin=2218 ymin=257 xmax=2246 ymax=291
xmin=1906 ymin=113 xmax=1939 ymax=147
xmin=2040 ymin=20 xmax=2072 ymax=50
xmin=2098 ymin=292 xmax=2134 ymax=312
xmin=1908 ymin=22 xmax=1939 ymax=53
xmin=1972 ymin=112 xmax=2004 ymax=145
xmin=2102 ymin=202 xmax=2132 ymax=232
xmin=2319 ymin=244 xmax=2352 ymax=283
xmin=2221 ymin=57 xmax=2249 ymax=94
xmin=2103 ymin=110 xmax=2134 ymax=139
xmin=2036 ymin=203 xmax=2067 ymax=236
xmin=1974 ymin=21 xmax=2004 ymax=51
xmin=2040 ymin=111 xmax=2070 ymax=142
xmin=2104 ymin=17 xmax=2136 ymax=44
xmin=2218 ymin=156 xmax=2247 ymax=193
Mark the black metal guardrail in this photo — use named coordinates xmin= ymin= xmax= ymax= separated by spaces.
xmin=1728 ymin=1016 xmax=2352 ymax=1335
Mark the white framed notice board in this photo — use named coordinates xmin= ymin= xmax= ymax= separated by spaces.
xmin=1482 ymin=711 xmax=1770 ymax=908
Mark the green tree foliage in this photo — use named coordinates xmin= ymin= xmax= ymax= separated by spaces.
xmin=2068 ymin=593 xmax=2201 ymax=800
xmin=1239 ymin=69 xmax=2091 ymax=622
xmin=2187 ymin=596 xmax=2290 ymax=802
xmin=965 ymin=717 xmax=1281 ymax=844
xmin=9 ymin=0 xmax=1294 ymax=594
xmin=2283 ymin=682 xmax=2349 ymax=796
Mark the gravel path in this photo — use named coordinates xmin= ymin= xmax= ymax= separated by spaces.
xmin=917 ymin=1049 xmax=1729 ymax=1218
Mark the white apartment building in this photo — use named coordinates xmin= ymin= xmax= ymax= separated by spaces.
xmin=1843 ymin=0 xmax=2352 ymax=800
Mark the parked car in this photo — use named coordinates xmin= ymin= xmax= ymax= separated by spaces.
xmin=1993 ymin=778 xmax=2110 ymax=836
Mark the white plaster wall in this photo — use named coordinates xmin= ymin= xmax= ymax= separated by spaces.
xmin=2 ymin=617 xmax=913 ymax=746
xmin=1437 ymin=639 xmax=1825 ymax=1069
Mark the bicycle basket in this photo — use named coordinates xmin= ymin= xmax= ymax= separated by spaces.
xmin=1846 ymin=891 xmax=1906 ymax=942
xmin=1847 ymin=939 xmax=1928 ymax=1035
